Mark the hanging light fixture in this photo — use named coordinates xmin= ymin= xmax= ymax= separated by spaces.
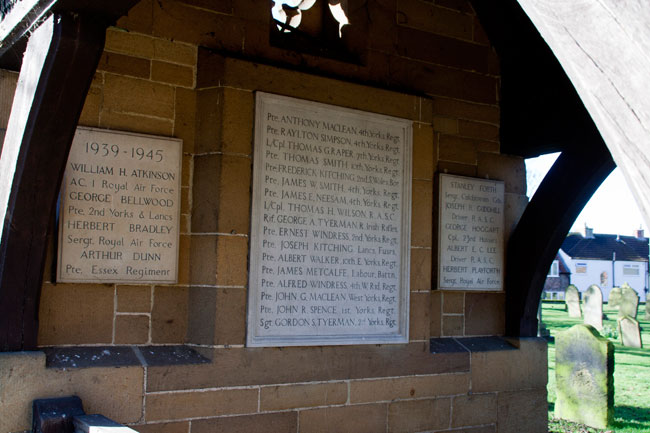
xmin=271 ymin=0 xmax=349 ymax=37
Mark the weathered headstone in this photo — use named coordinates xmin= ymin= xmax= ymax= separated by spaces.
xmin=608 ymin=286 xmax=622 ymax=308
xmin=619 ymin=284 xmax=639 ymax=319
xmin=555 ymin=324 xmax=614 ymax=429
xmin=583 ymin=285 xmax=604 ymax=331
xmin=565 ymin=285 xmax=582 ymax=318
xmin=645 ymin=300 xmax=650 ymax=320
xmin=618 ymin=315 xmax=643 ymax=348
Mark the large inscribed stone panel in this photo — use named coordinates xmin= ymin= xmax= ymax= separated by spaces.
xmin=247 ymin=92 xmax=412 ymax=347
xmin=57 ymin=127 xmax=182 ymax=284
xmin=438 ymin=174 xmax=504 ymax=290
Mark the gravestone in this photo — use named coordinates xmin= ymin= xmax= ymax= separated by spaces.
xmin=555 ymin=324 xmax=614 ymax=429
xmin=583 ymin=285 xmax=603 ymax=331
xmin=608 ymin=286 xmax=622 ymax=308
xmin=618 ymin=315 xmax=642 ymax=348
xmin=645 ymin=300 xmax=650 ymax=320
xmin=619 ymin=284 xmax=639 ymax=319
xmin=565 ymin=285 xmax=582 ymax=318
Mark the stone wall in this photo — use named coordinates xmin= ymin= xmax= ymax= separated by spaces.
xmin=1 ymin=1 xmax=545 ymax=432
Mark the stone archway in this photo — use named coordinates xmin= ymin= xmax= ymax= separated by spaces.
xmin=1 ymin=0 xmax=647 ymax=349
xmin=505 ymin=0 xmax=650 ymax=336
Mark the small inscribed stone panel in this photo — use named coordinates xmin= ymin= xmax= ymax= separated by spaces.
xmin=438 ymin=174 xmax=504 ymax=291
xmin=248 ymin=92 xmax=412 ymax=347
xmin=57 ymin=127 xmax=182 ymax=284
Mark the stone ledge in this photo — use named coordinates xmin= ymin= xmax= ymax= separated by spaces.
xmin=43 ymin=338 xmax=522 ymax=369
xmin=146 ymin=342 xmax=470 ymax=391
xmin=43 ymin=345 xmax=209 ymax=369
xmin=430 ymin=336 xmax=518 ymax=354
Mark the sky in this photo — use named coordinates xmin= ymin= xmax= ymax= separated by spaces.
xmin=525 ymin=153 xmax=649 ymax=236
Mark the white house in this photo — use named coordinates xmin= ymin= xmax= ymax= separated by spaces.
xmin=557 ymin=227 xmax=649 ymax=302
xmin=543 ymin=252 xmax=571 ymax=300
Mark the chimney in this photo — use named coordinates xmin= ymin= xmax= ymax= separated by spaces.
xmin=635 ymin=228 xmax=645 ymax=239
xmin=584 ymin=224 xmax=594 ymax=239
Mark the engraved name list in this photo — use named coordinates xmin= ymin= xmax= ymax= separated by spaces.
xmin=57 ymin=127 xmax=182 ymax=284
xmin=438 ymin=174 xmax=504 ymax=291
xmin=248 ymin=93 xmax=412 ymax=347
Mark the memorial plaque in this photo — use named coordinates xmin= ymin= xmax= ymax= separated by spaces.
xmin=57 ymin=127 xmax=182 ymax=284
xmin=247 ymin=92 xmax=412 ymax=347
xmin=438 ymin=174 xmax=504 ymax=290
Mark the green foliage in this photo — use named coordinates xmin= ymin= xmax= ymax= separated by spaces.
xmin=543 ymin=302 xmax=650 ymax=433
xmin=600 ymin=324 xmax=619 ymax=340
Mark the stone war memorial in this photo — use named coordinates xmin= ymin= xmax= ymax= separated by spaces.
xmin=555 ymin=324 xmax=614 ymax=429
xmin=565 ymin=284 xmax=582 ymax=318
xmin=584 ymin=285 xmax=604 ymax=331
xmin=57 ymin=127 xmax=183 ymax=284
xmin=4 ymin=0 xmax=650 ymax=432
xmin=247 ymin=93 xmax=413 ymax=347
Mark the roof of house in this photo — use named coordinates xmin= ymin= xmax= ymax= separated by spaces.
xmin=562 ymin=233 xmax=649 ymax=262
xmin=555 ymin=253 xmax=571 ymax=274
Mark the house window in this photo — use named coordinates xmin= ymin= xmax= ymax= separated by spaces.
xmin=547 ymin=260 xmax=559 ymax=277
xmin=576 ymin=262 xmax=587 ymax=273
xmin=623 ymin=264 xmax=640 ymax=276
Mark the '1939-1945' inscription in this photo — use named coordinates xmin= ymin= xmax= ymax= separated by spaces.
xmin=57 ymin=127 xmax=182 ymax=284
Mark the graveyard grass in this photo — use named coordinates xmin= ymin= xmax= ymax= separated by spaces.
xmin=544 ymin=302 xmax=650 ymax=433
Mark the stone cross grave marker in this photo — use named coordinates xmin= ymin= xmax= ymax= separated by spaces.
xmin=565 ymin=285 xmax=582 ymax=318
xmin=618 ymin=315 xmax=642 ymax=348
xmin=619 ymin=284 xmax=639 ymax=319
xmin=583 ymin=285 xmax=603 ymax=331
xmin=555 ymin=324 xmax=614 ymax=429
xmin=608 ymin=286 xmax=622 ymax=309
